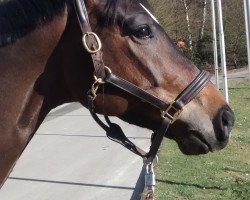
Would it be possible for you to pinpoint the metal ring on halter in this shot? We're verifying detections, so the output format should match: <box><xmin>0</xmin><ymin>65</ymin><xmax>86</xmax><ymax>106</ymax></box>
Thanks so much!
<box><xmin>144</xmin><ymin>155</ymin><xmax>159</xmax><ymax>166</ymax></box>
<box><xmin>89</xmin><ymin>75</ymin><xmax>105</xmax><ymax>99</ymax></box>
<box><xmin>105</xmin><ymin>66</ymin><xmax>112</xmax><ymax>74</ymax></box>
<box><xmin>82</xmin><ymin>32</ymin><xmax>102</xmax><ymax>54</ymax></box>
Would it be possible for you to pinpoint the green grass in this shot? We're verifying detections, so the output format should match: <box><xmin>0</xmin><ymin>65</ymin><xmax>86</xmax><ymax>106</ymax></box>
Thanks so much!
<box><xmin>156</xmin><ymin>79</ymin><xmax>250</xmax><ymax>200</ymax></box>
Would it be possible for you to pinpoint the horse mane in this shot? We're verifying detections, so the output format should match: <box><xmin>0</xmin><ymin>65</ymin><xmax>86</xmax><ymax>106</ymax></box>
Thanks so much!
<box><xmin>0</xmin><ymin>0</ymin><xmax>150</xmax><ymax>47</ymax></box>
<box><xmin>0</xmin><ymin>0</ymin><xmax>68</xmax><ymax>47</ymax></box>
<box><xmin>103</xmin><ymin>0</ymin><xmax>150</xmax><ymax>26</ymax></box>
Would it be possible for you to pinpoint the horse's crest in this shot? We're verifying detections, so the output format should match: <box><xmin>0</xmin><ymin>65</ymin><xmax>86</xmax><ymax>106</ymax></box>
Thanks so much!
<box><xmin>0</xmin><ymin>0</ymin><xmax>67</xmax><ymax>47</ymax></box>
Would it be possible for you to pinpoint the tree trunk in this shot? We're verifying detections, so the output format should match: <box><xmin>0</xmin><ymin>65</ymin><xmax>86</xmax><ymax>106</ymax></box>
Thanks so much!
<box><xmin>200</xmin><ymin>0</ymin><xmax>207</xmax><ymax>39</ymax></box>
<box><xmin>183</xmin><ymin>0</ymin><xmax>193</xmax><ymax>50</ymax></box>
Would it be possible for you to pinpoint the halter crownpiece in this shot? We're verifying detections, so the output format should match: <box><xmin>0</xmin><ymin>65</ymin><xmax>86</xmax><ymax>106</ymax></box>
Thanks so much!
<box><xmin>74</xmin><ymin>0</ymin><xmax>210</xmax><ymax>198</ymax></box>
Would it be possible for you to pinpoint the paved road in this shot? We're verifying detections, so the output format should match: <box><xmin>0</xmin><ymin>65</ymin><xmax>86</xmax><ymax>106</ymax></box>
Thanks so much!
<box><xmin>0</xmin><ymin>103</ymin><xmax>151</xmax><ymax>200</ymax></box>
<box><xmin>227</xmin><ymin>68</ymin><xmax>249</xmax><ymax>79</ymax></box>
<box><xmin>211</xmin><ymin>68</ymin><xmax>249</xmax><ymax>82</ymax></box>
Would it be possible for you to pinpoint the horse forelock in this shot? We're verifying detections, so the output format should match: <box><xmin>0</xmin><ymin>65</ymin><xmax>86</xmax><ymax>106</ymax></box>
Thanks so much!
<box><xmin>0</xmin><ymin>0</ymin><xmax>68</xmax><ymax>47</ymax></box>
<box><xmin>102</xmin><ymin>0</ymin><xmax>150</xmax><ymax>26</ymax></box>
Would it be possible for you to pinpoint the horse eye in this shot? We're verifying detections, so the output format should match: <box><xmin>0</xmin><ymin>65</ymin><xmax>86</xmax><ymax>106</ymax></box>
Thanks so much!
<box><xmin>133</xmin><ymin>26</ymin><xmax>152</xmax><ymax>39</ymax></box>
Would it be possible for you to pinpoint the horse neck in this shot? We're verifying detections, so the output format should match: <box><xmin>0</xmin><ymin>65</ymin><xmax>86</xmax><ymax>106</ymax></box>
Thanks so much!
<box><xmin>0</xmin><ymin>11</ymin><xmax>68</xmax><ymax>186</ymax></box>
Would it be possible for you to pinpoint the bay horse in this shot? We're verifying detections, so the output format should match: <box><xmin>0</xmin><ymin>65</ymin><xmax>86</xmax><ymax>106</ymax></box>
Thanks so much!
<box><xmin>0</xmin><ymin>0</ymin><xmax>234</xmax><ymax>190</ymax></box>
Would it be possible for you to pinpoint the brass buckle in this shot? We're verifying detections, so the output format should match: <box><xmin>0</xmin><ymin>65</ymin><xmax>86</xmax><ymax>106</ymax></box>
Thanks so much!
<box><xmin>161</xmin><ymin>102</ymin><xmax>183</xmax><ymax>123</ymax></box>
<box><xmin>82</xmin><ymin>32</ymin><xmax>102</xmax><ymax>54</ymax></box>
<box><xmin>88</xmin><ymin>66</ymin><xmax>111</xmax><ymax>100</ymax></box>
<box><xmin>89</xmin><ymin>76</ymin><xmax>105</xmax><ymax>99</ymax></box>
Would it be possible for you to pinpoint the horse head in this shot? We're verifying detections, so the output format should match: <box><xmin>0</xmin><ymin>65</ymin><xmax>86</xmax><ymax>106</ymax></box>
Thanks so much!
<box><xmin>72</xmin><ymin>0</ymin><xmax>235</xmax><ymax>155</ymax></box>
<box><xmin>0</xmin><ymin>0</ymin><xmax>235</xmax><ymax>188</ymax></box>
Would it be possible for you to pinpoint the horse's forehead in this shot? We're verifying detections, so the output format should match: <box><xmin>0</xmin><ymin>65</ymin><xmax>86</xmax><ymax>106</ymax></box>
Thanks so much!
<box><xmin>139</xmin><ymin>3</ymin><xmax>159</xmax><ymax>24</ymax></box>
<box><xmin>94</xmin><ymin>0</ymin><xmax>158</xmax><ymax>22</ymax></box>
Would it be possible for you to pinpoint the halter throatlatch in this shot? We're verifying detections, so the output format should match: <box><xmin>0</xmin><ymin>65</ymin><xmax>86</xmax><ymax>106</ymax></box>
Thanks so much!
<box><xmin>74</xmin><ymin>0</ymin><xmax>211</xmax><ymax>199</ymax></box>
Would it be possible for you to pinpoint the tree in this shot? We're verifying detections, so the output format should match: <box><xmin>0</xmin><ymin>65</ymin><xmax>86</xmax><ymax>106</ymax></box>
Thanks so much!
<box><xmin>149</xmin><ymin>0</ymin><xmax>247</xmax><ymax>69</ymax></box>
<box><xmin>182</xmin><ymin>0</ymin><xmax>193</xmax><ymax>50</ymax></box>
<box><xmin>200</xmin><ymin>0</ymin><xmax>207</xmax><ymax>40</ymax></box>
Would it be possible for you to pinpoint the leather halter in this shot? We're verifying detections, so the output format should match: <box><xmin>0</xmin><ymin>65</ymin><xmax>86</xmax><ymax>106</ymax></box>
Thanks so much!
<box><xmin>74</xmin><ymin>0</ymin><xmax>211</xmax><ymax>161</ymax></box>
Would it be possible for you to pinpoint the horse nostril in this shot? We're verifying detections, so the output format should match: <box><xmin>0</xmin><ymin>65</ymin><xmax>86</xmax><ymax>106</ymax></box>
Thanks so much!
<box><xmin>218</xmin><ymin>106</ymin><xmax>235</xmax><ymax>142</ymax></box>
<box><xmin>222</xmin><ymin>108</ymin><xmax>235</xmax><ymax>129</ymax></box>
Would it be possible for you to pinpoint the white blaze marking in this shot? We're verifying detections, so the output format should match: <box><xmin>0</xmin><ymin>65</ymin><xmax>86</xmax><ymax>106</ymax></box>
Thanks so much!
<box><xmin>139</xmin><ymin>3</ymin><xmax>159</xmax><ymax>24</ymax></box>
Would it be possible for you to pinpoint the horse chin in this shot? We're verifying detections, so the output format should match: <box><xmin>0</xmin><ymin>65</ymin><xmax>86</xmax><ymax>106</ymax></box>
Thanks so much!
<box><xmin>174</xmin><ymin>131</ymin><xmax>211</xmax><ymax>155</ymax></box>
<box><xmin>166</xmin><ymin>127</ymin><xmax>229</xmax><ymax>155</ymax></box>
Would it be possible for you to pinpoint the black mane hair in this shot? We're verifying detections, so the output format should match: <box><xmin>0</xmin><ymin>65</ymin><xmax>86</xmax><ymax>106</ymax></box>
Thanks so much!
<box><xmin>103</xmin><ymin>0</ymin><xmax>150</xmax><ymax>26</ymax></box>
<box><xmin>103</xmin><ymin>0</ymin><xmax>120</xmax><ymax>26</ymax></box>
<box><xmin>0</xmin><ymin>0</ymin><xmax>68</xmax><ymax>47</ymax></box>
<box><xmin>0</xmin><ymin>0</ymin><xmax>151</xmax><ymax>47</ymax></box>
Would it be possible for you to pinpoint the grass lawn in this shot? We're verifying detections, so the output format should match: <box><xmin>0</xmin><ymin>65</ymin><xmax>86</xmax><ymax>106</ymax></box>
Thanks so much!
<box><xmin>156</xmin><ymin>79</ymin><xmax>250</xmax><ymax>200</ymax></box>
